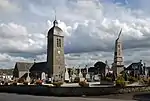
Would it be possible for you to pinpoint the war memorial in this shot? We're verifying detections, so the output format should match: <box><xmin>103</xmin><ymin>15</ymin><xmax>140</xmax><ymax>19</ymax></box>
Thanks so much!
<box><xmin>0</xmin><ymin>19</ymin><xmax>150</xmax><ymax>99</ymax></box>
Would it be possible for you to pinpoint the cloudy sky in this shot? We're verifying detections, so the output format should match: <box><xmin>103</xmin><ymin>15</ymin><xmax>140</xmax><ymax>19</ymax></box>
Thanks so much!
<box><xmin>0</xmin><ymin>0</ymin><xmax>150</xmax><ymax>68</ymax></box>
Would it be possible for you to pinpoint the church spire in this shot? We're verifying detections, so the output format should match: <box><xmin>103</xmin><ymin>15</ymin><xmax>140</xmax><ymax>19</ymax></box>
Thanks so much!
<box><xmin>117</xmin><ymin>28</ymin><xmax>122</xmax><ymax>40</ymax></box>
<box><xmin>53</xmin><ymin>9</ymin><xmax>58</xmax><ymax>26</ymax></box>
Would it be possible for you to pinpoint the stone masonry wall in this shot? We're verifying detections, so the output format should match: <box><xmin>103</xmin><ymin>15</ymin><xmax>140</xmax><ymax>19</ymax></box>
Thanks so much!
<box><xmin>0</xmin><ymin>85</ymin><xmax>150</xmax><ymax>96</ymax></box>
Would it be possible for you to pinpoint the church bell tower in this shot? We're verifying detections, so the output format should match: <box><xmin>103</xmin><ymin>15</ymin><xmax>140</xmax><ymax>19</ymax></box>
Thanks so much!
<box><xmin>47</xmin><ymin>19</ymin><xmax>65</xmax><ymax>82</ymax></box>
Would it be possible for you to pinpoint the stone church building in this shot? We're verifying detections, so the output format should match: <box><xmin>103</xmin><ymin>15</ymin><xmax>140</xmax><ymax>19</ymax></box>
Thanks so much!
<box><xmin>13</xmin><ymin>19</ymin><xmax>65</xmax><ymax>82</ymax></box>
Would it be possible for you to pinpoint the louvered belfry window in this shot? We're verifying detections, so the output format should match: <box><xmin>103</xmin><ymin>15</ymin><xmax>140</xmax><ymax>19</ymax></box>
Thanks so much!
<box><xmin>57</xmin><ymin>38</ymin><xmax>61</xmax><ymax>47</ymax></box>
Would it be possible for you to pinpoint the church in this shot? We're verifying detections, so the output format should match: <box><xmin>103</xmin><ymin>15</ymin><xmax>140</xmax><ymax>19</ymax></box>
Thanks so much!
<box><xmin>13</xmin><ymin>19</ymin><xmax>65</xmax><ymax>82</ymax></box>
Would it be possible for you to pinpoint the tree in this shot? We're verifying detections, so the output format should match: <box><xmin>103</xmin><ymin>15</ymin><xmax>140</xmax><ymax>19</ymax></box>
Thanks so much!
<box><xmin>94</xmin><ymin>61</ymin><xmax>106</xmax><ymax>68</ymax></box>
<box><xmin>94</xmin><ymin>61</ymin><xmax>106</xmax><ymax>77</ymax></box>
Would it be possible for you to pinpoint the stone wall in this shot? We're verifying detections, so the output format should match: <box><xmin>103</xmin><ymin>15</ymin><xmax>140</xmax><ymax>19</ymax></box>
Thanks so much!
<box><xmin>49</xmin><ymin>87</ymin><xmax>119</xmax><ymax>96</ymax></box>
<box><xmin>0</xmin><ymin>85</ymin><xmax>50</xmax><ymax>96</ymax></box>
<box><xmin>117</xmin><ymin>86</ymin><xmax>150</xmax><ymax>94</ymax></box>
<box><xmin>0</xmin><ymin>85</ymin><xmax>150</xmax><ymax>96</ymax></box>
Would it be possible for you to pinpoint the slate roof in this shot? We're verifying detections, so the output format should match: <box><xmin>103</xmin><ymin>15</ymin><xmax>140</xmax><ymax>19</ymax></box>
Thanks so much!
<box><xmin>14</xmin><ymin>62</ymin><xmax>34</xmax><ymax>71</ymax></box>
<box><xmin>125</xmin><ymin>62</ymin><xmax>142</xmax><ymax>70</ymax></box>
<box><xmin>30</xmin><ymin>62</ymin><xmax>48</xmax><ymax>73</ymax></box>
<box><xmin>48</xmin><ymin>25</ymin><xmax>63</xmax><ymax>37</ymax></box>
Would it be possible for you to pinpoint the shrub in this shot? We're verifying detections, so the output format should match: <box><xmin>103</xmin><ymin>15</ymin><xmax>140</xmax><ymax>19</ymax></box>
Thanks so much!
<box><xmin>1</xmin><ymin>81</ymin><xmax>4</xmax><ymax>85</ymax></box>
<box><xmin>30</xmin><ymin>80</ymin><xmax>35</xmax><ymax>84</ymax></box>
<box><xmin>74</xmin><ymin>77</ymin><xmax>80</xmax><ymax>83</ymax></box>
<box><xmin>23</xmin><ymin>81</ymin><xmax>29</xmax><ymax>85</ymax></box>
<box><xmin>147</xmin><ymin>79</ymin><xmax>150</xmax><ymax>86</ymax></box>
<box><xmin>64</xmin><ymin>80</ymin><xmax>69</xmax><ymax>83</ymax></box>
<box><xmin>105</xmin><ymin>77</ymin><xmax>113</xmax><ymax>82</ymax></box>
<box><xmin>140</xmin><ymin>78</ymin><xmax>150</xmax><ymax>85</ymax></box>
<box><xmin>12</xmin><ymin>81</ymin><xmax>17</xmax><ymax>86</ymax></box>
<box><xmin>115</xmin><ymin>76</ymin><xmax>126</xmax><ymax>87</ymax></box>
<box><xmin>52</xmin><ymin>82</ymin><xmax>63</xmax><ymax>87</ymax></box>
<box><xmin>45</xmin><ymin>80</ymin><xmax>51</xmax><ymax>84</ymax></box>
<box><xmin>4</xmin><ymin>82</ymin><xmax>8</xmax><ymax>85</ymax></box>
<box><xmin>35</xmin><ymin>80</ymin><xmax>42</xmax><ymax>85</ymax></box>
<box><xmin>128</xmin><ymin>76</ymin><xmax>138</xmax><ymax>83</ymax></box>
<box><xmin>18</xmin><ymin>78</ymin><xmax>25</xmax><ymax>83</ymax></box>
<box><xmin>79</xmin><ymin>81</ymin><xmax>89</xmax><ymax>87</ymax></box>
<box><xmin>142</xmin><ymin>78</ymin><xmax>148</xmax><ymax>84</ymax></box>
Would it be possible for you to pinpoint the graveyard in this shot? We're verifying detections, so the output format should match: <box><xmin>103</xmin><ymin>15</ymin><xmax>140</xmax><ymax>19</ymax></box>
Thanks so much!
<box><xmin>0</xmin><ymin>19</ymin><xmax>150</xmax><ymax>96</ymax></box>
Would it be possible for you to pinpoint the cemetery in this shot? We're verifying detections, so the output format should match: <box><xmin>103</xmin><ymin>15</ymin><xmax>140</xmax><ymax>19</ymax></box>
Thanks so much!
<box><xmin>1</xmin><ymin>19</ymin><xmax>150</xmax><ymax>96</ymax></box>
<box><xmin>1</xmin><ymin>62</ymin><xmax>150</xmax><ymax>96</ymax></box>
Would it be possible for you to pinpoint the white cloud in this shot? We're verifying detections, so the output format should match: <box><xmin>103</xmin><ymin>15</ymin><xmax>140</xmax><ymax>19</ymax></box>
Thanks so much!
<box><xmin>0</xmin><ymin>22</ymin><xmax>46</xmax><ymax>54</ymax></box>
<box><xmin>1</xmin><ymin>0</ymin><xmax>150</xmax><ymax>68</ymax></box>
<box><xmin>0</xmin><ymin>0</ymin><xmax>20</xmax><ymax>12</ymax></box>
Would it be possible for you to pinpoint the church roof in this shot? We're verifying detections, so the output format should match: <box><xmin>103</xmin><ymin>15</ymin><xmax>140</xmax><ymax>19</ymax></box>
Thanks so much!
<box><xmin>30</xmin><ymin>62</ymin><xmax>48</xmax><ymax>73</ymax></box>
<box><xmin>48</xmin><ymin>26</ymin><xmax>63</xmax><ymax>34</ymax></box>
<box><xmin>14</xmin><ymin>62</ymin><xmax>48</xmax><ymax>73</ymax></box>
<box><xmin>47</xmin><ymin>19</ymin><xmax>63</xmax><ymax>36</ymax></box>
<box><xmin>14</xmin><ymin>62</ymin><xmax>34</xmax><ymax>71</ymax></box>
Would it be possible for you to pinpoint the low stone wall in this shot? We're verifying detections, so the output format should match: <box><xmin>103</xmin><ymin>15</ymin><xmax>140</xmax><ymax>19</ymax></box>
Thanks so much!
<box><xmin>0</xmin><ymin>85</ymin><xmax>150</xmax><ymax>96</ymax></box>
<box><xmin>0</xmin><ymin>85</ymin><xmax>50</xmax><ymax>96</ymax></box>
<box><xmin>49</xmin><ymin>87</ymin><xmax>119</xmax><ymax>96</ymax></box>
<box><xmin>118</xmin><ymin>86</ymin><xmax>150</xmax><ymax>94</ymax></box>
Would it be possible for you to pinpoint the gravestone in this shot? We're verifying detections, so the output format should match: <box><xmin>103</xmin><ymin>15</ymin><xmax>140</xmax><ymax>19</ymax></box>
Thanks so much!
<box><xmin>41</xmin><ymin>72</ymin><xmax>46</xmax><ymax>80</ymax></box>
<box><xmin>85</xmin><ymin>68</ymin><xmax>91</xmax><ymax>81</ymax></box>
<box><xmin>79</xmin><ymin>68</ymin><xmax>83</xmax><ymax>78</ymax></box>
<box><xmin>65</xmin><ymin>68</ymin><xmax>70</xmax><ymax>82</ymax></box>
<box><xmin>94</xmin><ymin>75</ymin><xmax>100</xmax><ymax>81</ymax></box>
<box><xmin>79</xmin><ymin>68</ymin><xmax>85</xmax><ymax>81</ymax></box>
<box><xmin>71</xmin><ymin>73</ymin><xmax>76</xmax><ymax>82</ymax></box>
<box><xmin>26</xmin><ymin>71</ymin><xmax>30</xmax><ymax>82</ymax></box>
<box><xmin>71</xmin><ymin>68</ymin><xmax>77</xmax><ymax>82</ymax></box>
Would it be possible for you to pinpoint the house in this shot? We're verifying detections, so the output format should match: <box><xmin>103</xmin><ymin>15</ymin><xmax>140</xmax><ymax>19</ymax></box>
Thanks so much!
<box><xmin>125</xmin><ymin>60</ymin><xmax>145</xmax><ymax>76</ymax></box>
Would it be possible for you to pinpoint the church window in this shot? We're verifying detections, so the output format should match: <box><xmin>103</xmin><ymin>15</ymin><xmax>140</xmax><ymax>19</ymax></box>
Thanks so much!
<box><xmin>57</xmin><ymin>38</ymin><xmax>59</xmax><ymax>47</ymax></box>
<box><xmin>58</xmin><ymin>39</ymin><xmax>61</xmax><ymax>47</ymax></box>
<box><xmin>118</xmin><ymin>44</ymin><xmax>120</xmax><ymax>48</ymax></box>
<box><xmin>56</xmin><ymin>38</ymin><xmax>61</xmax><ymax>47</ymax></box>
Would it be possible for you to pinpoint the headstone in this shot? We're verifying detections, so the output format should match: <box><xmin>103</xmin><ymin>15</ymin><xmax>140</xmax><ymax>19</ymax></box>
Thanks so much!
<box><xmin>41</xmin><ymin>72</ymin><xmax>46</xmax><ymax>80</ymax></box>
<box><xmin>65</xmin><ymin>68</ymin><xmax>70</xmax><ymax>82</ymax></box>
<box><xmin>79</xmin><ymin>68</ymin><xmax>85</xmax><ymax>81</ymax></box>
<box><xmin>41</xmin><ymin>72</ymin><xmax>46</xmax><ymax>84</ymax></box>
<box><xmin>79</xmin><ymin>68</ymin><xmax>83</xmax><ymax>78</ymax></box>
<box><xmin>105</xmin><ymin>60</ymin><xmax>109</xmax><ymax>76</ymax></box>
<box><xmin>85</xmin><ymin>68</ymin><xmax>90</xmax><ymax>81</ymax></box>
<box><xmin>94</xmin><ymin>75</ymin><xmax>99</xmax><ymax>81</ymax></box>
<box><xmin>26</xmin><ymin>71</ymin><xmax>30</xmax><ymax>82</ymax></box>
<box><xmin>71</xmin><ymin>73</ymin><xmax>76</xmax><ymax>82</ymax></box>
<box><xmin>145</xmin><ymin>69</ymin><xmax>148</xmax><ymax>77</ymax></box>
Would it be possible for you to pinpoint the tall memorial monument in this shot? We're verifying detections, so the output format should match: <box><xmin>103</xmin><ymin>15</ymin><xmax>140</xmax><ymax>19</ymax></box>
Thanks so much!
<box><xmin>112</xmin><ymin>29</ymin><xmax>124</xmax><ymax>77</ymax></box>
